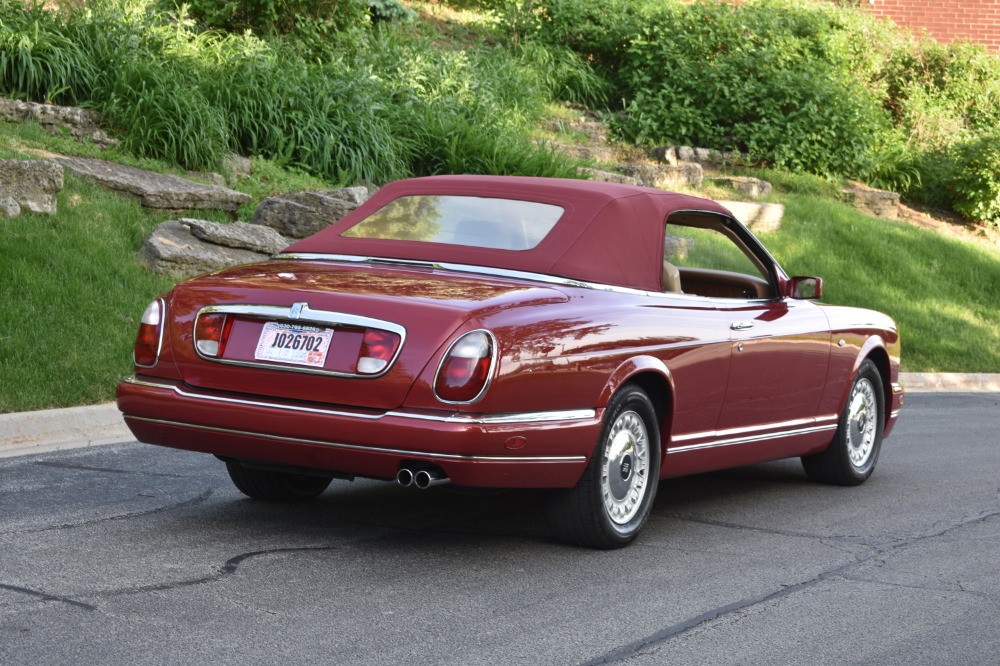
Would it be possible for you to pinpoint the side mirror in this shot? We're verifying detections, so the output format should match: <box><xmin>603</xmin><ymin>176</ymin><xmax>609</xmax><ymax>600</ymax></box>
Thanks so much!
<box><xmin>789</xmin><ymin>276</ymin><xmax>823</xmax><ymax>300</ymax></box>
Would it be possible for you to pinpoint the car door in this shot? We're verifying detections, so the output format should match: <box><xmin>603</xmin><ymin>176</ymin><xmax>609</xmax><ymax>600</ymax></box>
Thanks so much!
<box><xmin>664</xmin><ymin>212</ymin><xmax>832</xmax><ymax>464</ymax></box>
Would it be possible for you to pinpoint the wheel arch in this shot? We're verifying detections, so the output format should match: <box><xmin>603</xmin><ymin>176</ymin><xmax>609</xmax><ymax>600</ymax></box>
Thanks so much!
<box><xmin>598</xmin><ymin>356</ymin><xmax>674</xmax><ymax>463</ymax></box>
<box><xmin>856</xmin><ymin>337</ymin><xmax>892</xmax><ymax>427</ymax></box>
<box><xmin>854</xmin><ymin>345</ymin><xmax>892</xmax><ymax>423</ymax></box>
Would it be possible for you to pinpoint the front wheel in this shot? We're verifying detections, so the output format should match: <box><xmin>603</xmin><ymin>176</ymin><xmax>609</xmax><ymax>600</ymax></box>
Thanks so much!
<box><xmin>802</xmin><ymin>359</ymin><xmax>885</xmax><ymax>485</ymax></box>
<box><xmin>225</xmin><ymin>461</ymin><xmax>332</xmax><ymax>502</ymax></box>
<box><xmin>545</xmin><ymin>384</ymin><xmax>661</xmax><ymax>549</ymax></box>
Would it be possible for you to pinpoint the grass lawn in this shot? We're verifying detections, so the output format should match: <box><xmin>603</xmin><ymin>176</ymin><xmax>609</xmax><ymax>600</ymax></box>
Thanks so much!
<box><xmin>762</xmin><ymin>195</ymin><xmax>1000</xmax><ymax>373</ymax></box>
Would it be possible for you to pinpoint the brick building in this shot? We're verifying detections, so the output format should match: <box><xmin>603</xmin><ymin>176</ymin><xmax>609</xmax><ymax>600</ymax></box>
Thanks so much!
<box><xmin>856</xmin><ymin>1</ymin><xmax>1000</xmax><ymax>51</ymax></box>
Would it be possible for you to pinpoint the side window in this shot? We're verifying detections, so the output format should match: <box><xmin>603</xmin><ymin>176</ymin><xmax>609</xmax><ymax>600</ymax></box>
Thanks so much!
<box><xmin>664</xmin><ymin>213</ymin><xmax>774</xmax><ymax>299</ymax></box>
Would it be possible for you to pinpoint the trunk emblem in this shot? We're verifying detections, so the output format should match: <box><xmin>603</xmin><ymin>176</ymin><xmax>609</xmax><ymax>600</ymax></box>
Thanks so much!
<box><xmin>289</xmin><ymin>302</ymin><xmax>308</xmax><ymax>320</ymax></box>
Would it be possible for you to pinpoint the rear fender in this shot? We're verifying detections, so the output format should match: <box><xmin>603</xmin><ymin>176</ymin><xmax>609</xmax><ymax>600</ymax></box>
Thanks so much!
<box><xmin>598</xmin><ymin>356</ymin><xmax>675</xmax><ymax>458</ymax></box>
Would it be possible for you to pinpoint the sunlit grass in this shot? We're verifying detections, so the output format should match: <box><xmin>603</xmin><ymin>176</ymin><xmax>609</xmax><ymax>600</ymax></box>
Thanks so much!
<box><xmin>762</xmin><ymin>194</ymin><xmax>1000</xmax><ymax>372</ymax></box>
<box><xmin>0</xmin><ymin>174</ymin><xmax>177</xmax><ymax>412</ymax></box>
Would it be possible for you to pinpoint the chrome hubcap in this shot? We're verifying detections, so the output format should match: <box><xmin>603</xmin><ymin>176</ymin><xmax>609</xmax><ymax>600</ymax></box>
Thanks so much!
<box><xmin>600</xmin><ymin>410</ymin><xmax>649</xmax><ymax>525</ymax></box>
<box><xmin>847</xmin><ymin>378</ymin><xmax>877</xmax><ymax>468</ymax></box>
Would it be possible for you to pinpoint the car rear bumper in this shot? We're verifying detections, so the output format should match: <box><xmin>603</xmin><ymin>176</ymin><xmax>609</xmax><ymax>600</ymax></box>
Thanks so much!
<box><xmin>117</xmin><ymin>377</ymin><xmax>599</xmax><ymax>488</ymax></box>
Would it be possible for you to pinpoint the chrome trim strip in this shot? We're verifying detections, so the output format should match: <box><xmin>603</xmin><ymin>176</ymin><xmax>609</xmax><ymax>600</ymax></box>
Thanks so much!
<box><xmin>890</xmin><ymin>409</ymin><xmax>902</xmax><ymax>419</ymax></box>
<box><xmin>124</xmin><ymin>415</ymin><xmax>587</xmax><ymax>464</ymax></box>
<box><xmin>891</xmin><ymin>382</ymin><xmax>904</xmax><ymax>394</ymax></box>
<box><xmin>669</xmin><ymin>423</ymin><xmax>839</xmax><ymax>454</ymax></box>
<box><xmin>275</xmin><ymin>254</ymin><xmax>772</xmax><ymax>303</ymax></box>
<box><xmin>671</xmin><ymin>415</ymin><xmax>839</xmax><ymax>443</ymax></box>
<box><xmin>122</xmin><ymin>378</ymin><xmax>597</xmax><ymax>425</ymax></box>
<box><xmin>193</xmin><ymin>303</ymin><xmax>406</xmax><ymax>379</ymax></box>
<box><xmin>277</xmin><ymin>252</ymin><xmax>655</xmax><ymax>297</ymax></box>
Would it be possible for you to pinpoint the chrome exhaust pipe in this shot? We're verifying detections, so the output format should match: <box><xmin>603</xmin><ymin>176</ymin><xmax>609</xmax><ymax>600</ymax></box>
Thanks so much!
<box><xmin>396</xmin><ymin>468</ymin><xmax>414</xmax><ymax>487</ymax></box>
<box><xmin>413</xmin><ymin>468</ymin><xmax>450</xmax><ymax>489</ymax></box>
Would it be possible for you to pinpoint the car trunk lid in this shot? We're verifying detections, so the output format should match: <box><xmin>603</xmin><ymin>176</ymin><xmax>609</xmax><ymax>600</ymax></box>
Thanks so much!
<box><xmin>165</xmin><ymin>259</ymin><xmax>567</xmax><ymax>410</ymax></box>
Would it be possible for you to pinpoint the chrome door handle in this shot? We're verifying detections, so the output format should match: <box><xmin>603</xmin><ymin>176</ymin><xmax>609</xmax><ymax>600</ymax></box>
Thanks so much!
<box><xmin>730</xmin><ymin>321</ymin><xmax>755</xmax><ymax>331</ymax></box>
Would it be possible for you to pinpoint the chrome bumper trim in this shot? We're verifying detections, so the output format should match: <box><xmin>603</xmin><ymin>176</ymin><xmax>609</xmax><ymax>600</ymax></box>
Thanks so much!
<box><xmin>122</xmin><ymin>377</ymin><xmax>597</xmax><ymax>425</ymax></box>
<box><xmin>125</xmin><ymin>415</ymin><xmax>587</xmax><ymax>464</ymax></box>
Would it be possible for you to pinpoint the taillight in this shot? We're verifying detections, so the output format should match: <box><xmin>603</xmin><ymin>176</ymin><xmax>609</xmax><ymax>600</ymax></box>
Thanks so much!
<box><xmin>134</xmin><ymin>299</ymin><xmax>164</xmax><ymax>368</ymax></box>
<box><xmin>357</xmin><ymin>329</ymin><xmax>401</xmax><ymax>375</ymax></box>
<box><xmin>194</xmin><ymin>312</ymin><xmax>232</xmax><ymax>358</ymax></box>
<box><xmin>434</xmin><ymin>330</ymin><xmax>495</xmax><ymax>403</ymax></box>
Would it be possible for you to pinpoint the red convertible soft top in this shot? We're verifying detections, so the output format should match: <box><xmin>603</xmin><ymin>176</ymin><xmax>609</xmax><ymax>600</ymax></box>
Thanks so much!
<box><xmin>286</xmin><ymin>175</ymin><xmax>734</xmax><ymax>292</ymax></box>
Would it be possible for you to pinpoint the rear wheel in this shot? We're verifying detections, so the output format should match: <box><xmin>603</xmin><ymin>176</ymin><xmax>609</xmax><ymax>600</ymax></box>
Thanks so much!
<box><xmin>225</xmin><ymin>461</ymin><xmax>332</xmax><ymax>502</ymax></box>
<box><xmin>545</xmin><ymin>384</ymin><xmax>661</xmax><ymax>549</ymax></box>
<box><xmin>802</xmin><ymin>359</ymin><xmax>885</xmax><ymax>485</ymax></box>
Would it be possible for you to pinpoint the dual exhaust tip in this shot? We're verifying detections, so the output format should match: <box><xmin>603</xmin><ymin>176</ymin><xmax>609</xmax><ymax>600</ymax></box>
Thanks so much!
<box><xmin>396</xmin><ymin>466</ymin><xmax>450</xmax><ymax>490</ymax></box>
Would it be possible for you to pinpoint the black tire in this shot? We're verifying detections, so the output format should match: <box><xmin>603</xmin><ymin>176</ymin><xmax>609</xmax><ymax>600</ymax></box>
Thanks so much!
<box><xmin>545</xmin><ymin>384</ymin><xmax>661</xmax><ymax>549</ymax></box>
<box><xmin>802</xmin><ymin>359</ymin><xmax>885</xmax><ymax>486</ymax></box>
<box><xmin>225</xmin><ymin>461</ymin><xmax>332</xmax><ymax>502</ymax></box>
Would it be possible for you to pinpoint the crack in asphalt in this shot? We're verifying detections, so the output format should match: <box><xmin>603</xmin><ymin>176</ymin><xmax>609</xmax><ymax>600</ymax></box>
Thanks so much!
<box><xmin>580</xmin><ymin>507</ymin><xmax>1000</xmax><ymax>665</ymax></box>
<box><xmin>0</xmin><ymin>488</ymin><xmax>215</xmax><ymax>537</ymax></box>
<box><xmin>0</xmin><ymin>543</ymin><xmax>354</xmax><ymax>613</ymax></box>
<box><xmin>32</xmin><ymin>460</ymin><xmax>189</xmax><ymax>479</ymax></box>
<box><xmin>0</xmin><ymin>583</ymin><xmax>96</xmax><ymax>612</ymax></box>
<box><xmin>837</xmin><ymin>573</ymin><xmax>998</xmax><ymax>600</ymax></box>
<box><xmin>667</xmin><ymin>514</ymin><xmax>879</xmax><ymax>545</ymax></box>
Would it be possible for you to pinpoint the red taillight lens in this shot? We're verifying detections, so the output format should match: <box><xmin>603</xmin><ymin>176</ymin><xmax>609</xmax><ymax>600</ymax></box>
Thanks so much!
<box><xmin>434</xmin><ymin>331</ymin><xmax>495</xmax><ymax>403</ymax></box>
<box><xmin>194</xmin><ymin>313</ymin><xmax>231</xmax><ymax>358</ymax></box>
<box><xmin>357</xmin><ymin>329</ymin><xmax>401</xmax><ymax>375</ymax></box>
<box><xmin>134</xmin><ymin>299</ymin><xmax>163</xmax><ymax>367</ymax></box>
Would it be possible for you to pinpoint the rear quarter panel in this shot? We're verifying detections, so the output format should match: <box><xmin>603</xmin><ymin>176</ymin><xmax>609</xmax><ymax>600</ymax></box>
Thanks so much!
<box><xmin>402</xmin><ymin>289</ymin><xmax>733</xmax><ymax>443</ymax></box>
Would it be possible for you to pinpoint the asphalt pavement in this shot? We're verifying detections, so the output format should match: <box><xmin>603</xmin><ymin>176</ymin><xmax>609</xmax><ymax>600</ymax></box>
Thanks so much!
<box><xmin>0</xmin><ymin>392</ymin><xmax>997</xmax><ymax>664</ymax></box>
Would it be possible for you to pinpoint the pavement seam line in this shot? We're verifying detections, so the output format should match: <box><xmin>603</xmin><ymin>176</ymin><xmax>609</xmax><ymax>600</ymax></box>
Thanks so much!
<box><xmin>581</xmin><ymin>504</ymin><xmax>1000</xmax><ymax>665</ymax></box>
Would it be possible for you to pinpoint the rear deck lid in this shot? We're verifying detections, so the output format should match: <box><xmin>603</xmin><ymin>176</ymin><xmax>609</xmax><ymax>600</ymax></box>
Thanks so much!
<box><xmin>165</xmin><ymin>259</ymin><xmax>567</xmax><ymax>410</ymax></box>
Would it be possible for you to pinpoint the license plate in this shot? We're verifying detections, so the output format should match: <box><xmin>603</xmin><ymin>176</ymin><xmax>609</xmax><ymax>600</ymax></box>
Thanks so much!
<box><xmin>254</xmin><ymin>322</ymin><xmax>333</xmax><ymax>368</ymax></box>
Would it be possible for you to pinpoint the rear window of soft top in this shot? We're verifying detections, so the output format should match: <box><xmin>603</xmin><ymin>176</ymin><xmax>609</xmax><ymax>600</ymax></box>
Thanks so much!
<box><xmin>342</xmin><ymin>195</ymin><xmax>564</xmax><ymax>251</ymax></box>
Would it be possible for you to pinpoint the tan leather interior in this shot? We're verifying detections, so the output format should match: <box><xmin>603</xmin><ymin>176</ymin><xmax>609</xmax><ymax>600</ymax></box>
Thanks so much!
<box><xmin>662</xmin><ymin>260</ymin><xmax>683</xmax><ymax>293</ymax></box>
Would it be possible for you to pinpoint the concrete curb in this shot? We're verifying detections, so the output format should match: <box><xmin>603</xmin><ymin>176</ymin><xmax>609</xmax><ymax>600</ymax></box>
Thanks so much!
<box><xmin>899</xmin><ymin>372</ymin><xmax>1000</xmax><ymax>393</ymax></box>
<box><xmin>0</xmin><ymin>403</ymin><xmax>133</xmax><ymax>459</ymax></box>
<box><xmin>2</xmin><ymin>373</ymin><xmax>998</xmax><ymax>458</ymax></box>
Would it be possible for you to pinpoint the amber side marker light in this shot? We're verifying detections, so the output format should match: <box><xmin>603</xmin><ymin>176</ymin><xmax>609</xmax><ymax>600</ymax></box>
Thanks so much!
<box><xmin>134</xmin><ymin>299</ymin><xmax>164</xmax><ymax>367</ymax></box>
<box><xmin>434</xmin><ymin>330</ymin><xmax>495</xmax><ymax>403</ymax></box>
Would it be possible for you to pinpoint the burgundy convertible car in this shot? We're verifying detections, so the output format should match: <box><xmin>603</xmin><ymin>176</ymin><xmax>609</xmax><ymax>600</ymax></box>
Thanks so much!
<box><xmin>118</xmin><ymin>175</ymin><xmax>903</xmax><ymax>548</ymax></box>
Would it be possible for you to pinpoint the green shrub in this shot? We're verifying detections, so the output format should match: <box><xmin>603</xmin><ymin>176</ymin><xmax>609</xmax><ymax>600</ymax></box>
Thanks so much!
<box><xmin>0</xmin><ymin>1</ymin><xmax>97</xmax><ymax>104</ymax></box>
<box><xmin>613</xmin><ymin>2</ymin><xmax>890</xmax><ymax>176</ymax></box>
<box><xmin>530</xmin><ymin>0</ymin><xmax>658</xmax><ymax>73</ymax></box>
<box><xmin>511</xmin><ymin>41</ymin><xmax>609</xmax><ymax>106</ymax></box>
<box><xmin>355</xmin><ymin>29</ymin><xmax>578</xmax><ymax>178</ymax></box>
<box><xmin>177</xmin><ymin>0</ymin><xmax>371</xmax><ymax>36</ymax></box>
<box><xmin>369</xmin><ymin>0</ymin><xmax>417</xmax><ymax>23</ymax></box>
<box><xmin>199</xmin><ymin>50</ymin><xmax>411</xmax><ymax>184</ymax></box>
<box><xmin>948</xmin><ymin>131</ymin><xmax>1000</xmax><ymax>226</ymax></box>
<box><xmin>96</xmin><ymin>59</ymin><xmax>228</xmax><ymax>170</ymax></box>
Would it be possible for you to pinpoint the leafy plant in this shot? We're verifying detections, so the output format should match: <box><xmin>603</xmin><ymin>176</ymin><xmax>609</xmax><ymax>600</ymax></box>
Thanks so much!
<box><xmin>948</xmin><ymin>131</ymin><xmax>1000</xmax><ymax>227</ymax></box>
<box><xmin>613</xmin><ymin>2</ymin><xmax>891</xmax><ymax>177</ymax></box>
